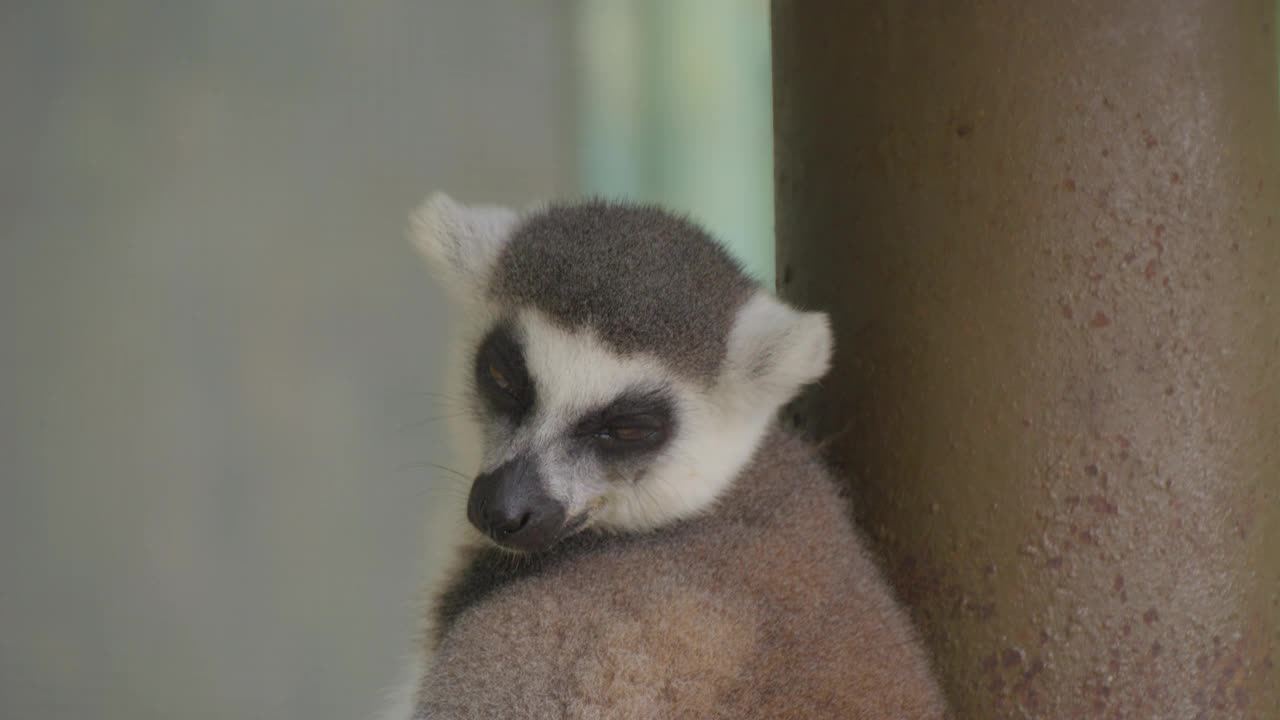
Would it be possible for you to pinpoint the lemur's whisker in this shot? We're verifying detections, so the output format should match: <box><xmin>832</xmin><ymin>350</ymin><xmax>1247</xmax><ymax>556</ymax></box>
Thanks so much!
<box><xmin>396</xmin><ymin>412</ymin><xmax>471</xmax><ymax>432</ymax></box>
<box><xmin>397</xmin><ymin>461</ymin><xmax>471</xmax><ymax>481</ymax></box>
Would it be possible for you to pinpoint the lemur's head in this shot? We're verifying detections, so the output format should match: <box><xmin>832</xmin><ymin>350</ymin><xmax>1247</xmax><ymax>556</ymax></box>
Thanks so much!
<box><xmin>414</xmin><ymin>194</ymin><xmax>831</xmax><ymax>553</ymax></box>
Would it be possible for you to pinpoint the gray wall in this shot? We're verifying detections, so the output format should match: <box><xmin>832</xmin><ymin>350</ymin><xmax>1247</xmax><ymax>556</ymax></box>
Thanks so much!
<box><xmin>0</xmin><ymin>2</ymin><xmax>572</xmax><ymax>718</ymax></box>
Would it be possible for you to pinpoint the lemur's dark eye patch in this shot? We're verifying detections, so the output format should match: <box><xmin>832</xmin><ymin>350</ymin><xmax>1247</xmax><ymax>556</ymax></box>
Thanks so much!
<box><xmin>573</xmin><ymin>388</ymin><xmax>675</xmax><ymax>459</ymax></box>
<box><xmin>474</xmin><ymin>323</ymin><xmax>533</xmax><ymax>418</ymax></box>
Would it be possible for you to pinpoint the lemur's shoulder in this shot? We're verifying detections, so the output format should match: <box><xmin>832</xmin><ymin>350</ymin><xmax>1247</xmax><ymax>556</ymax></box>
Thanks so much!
<box><xmin>426</xmin><ymin>542</ymin><xmax>762</xmax><ymax>720</ymax></box>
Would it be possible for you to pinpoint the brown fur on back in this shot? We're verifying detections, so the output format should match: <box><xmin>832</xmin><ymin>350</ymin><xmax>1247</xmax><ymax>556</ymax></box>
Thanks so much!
<box><xmin>418</xmin><ymin>429</ymin><xmax>947</xmax><ymax>719</ymax></box>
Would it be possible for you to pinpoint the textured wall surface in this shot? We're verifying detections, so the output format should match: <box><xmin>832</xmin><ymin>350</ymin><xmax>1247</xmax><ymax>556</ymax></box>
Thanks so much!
<box><xmin>773</xmin><ymin>2</ymin><xmax>1280</xmax><ymax>718</ymax></box>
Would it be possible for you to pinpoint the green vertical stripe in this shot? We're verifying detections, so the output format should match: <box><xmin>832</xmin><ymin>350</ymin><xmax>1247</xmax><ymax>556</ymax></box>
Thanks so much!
<box><xmin>574</xmin><ymin>0</ymin><xmax>775</xmax><ymax>285</ymax></box>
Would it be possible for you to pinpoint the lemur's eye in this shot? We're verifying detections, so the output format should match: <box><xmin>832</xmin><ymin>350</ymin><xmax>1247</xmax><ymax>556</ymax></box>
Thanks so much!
<box><xmin>588</xmin><ymin>415</ymin><xmax>667</xmax><ymax>454</ymax></box>
<box><xmin>487</xmin><ymin>362</ymin><xmax>513</xmax><ymax>394</ymax></box>
<box><xmin>475</xmin><ymin>324</ymin><xmax>533</xmax><ymax>416</ymax></box>
<box><xmin>574</xmin><ymin>390</ymin><xmax>675</xmax><ymax>458</ymax></box>
<box><xmin>596</xmin><ymin>425</ymin><xmax>657</xmax><ymax>443</ymax></box>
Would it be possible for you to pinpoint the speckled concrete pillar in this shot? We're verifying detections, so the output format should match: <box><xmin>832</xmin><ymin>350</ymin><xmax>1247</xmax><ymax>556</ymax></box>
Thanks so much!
<box><xmin>772</xmin><ymin>2</ymin><xmax>1280</xmax><ymax>717</ymax></box>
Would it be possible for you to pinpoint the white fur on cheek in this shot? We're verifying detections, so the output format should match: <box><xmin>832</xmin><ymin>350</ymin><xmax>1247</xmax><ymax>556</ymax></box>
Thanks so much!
<box><xmin>606</xmin><ymin>391</ymin><xmax>776</xmax><ymax>532</ymax></box>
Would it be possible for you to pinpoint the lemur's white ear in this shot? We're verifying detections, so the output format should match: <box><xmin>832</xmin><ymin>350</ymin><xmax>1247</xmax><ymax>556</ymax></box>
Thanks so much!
<box><xmin>410</xmin><ymin>193</ymin><xmax>519</xmax><ymax>293</ymax></box>
<box><xmin>723</xmin><ymin>292</ymin><xmax>833</xmax><ymax>408</ymax></box>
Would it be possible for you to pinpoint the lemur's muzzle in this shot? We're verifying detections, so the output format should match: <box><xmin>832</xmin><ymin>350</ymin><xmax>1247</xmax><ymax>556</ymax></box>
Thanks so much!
<box><xmin>467</xmin><ymin>455</ymin><xmax>566</xmax><ymax>553</ymax></box>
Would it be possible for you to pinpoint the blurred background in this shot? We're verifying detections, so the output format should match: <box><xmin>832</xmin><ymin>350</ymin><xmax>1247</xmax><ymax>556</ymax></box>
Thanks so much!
<box><xmin>0</xmin><ymin>2</ymin><xmax>771</xmax><ymax>719</ymax></box>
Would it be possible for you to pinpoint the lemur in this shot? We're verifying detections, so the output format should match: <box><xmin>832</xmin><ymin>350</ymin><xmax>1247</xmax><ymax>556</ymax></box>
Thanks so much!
<box><xmin>384</xmin><ymin>194</ymin><xmax>946</xmax><ymax>719</ymax></box>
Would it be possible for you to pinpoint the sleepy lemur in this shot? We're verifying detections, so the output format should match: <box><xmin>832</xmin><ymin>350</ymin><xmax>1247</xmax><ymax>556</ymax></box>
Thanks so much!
<box><xmin>384</xmin><ymin>194</ymin><xmax>946</xmax><ymax>719</ymax></box>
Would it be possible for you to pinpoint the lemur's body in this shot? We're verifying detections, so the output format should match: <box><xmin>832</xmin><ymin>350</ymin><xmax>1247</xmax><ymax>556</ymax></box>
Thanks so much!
<box><xmin>391</xmin><ymin>196</ymin><xmax>946</xmax><ymax>719</ymax></box>
<box><xmin>425</xmin><ymin>429</ymin><xmax>940</xmax><ymax>719</ymax></box>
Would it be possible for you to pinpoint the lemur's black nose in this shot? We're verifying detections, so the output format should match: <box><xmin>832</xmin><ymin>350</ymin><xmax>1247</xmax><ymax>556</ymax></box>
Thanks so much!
<box><xmin>489</xmin><ymin>507</ymin><xmax>531</xmax><ymax>536</ymax></box>
<box><xmin>467</xmin><ymin>455</ymin><xmax>566</xmax><ymax>553</ymax></box>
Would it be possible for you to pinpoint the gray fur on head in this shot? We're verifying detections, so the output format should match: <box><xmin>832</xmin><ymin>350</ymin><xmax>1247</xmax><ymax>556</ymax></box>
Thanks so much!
<box><xmin>490</xmin><ymin>200</ymin><xmax>757</xmax><ymax>382</ymax></box>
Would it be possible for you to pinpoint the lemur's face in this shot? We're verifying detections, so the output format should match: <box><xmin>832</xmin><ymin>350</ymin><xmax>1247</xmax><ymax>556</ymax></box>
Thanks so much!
<box><xmin>462</xmin><ymin>311</ymin><xmax>694</xmax><ymax>552</ymax></box>
<box><xmin>414</xmin><ymin>195</ymin><xmax>831</xmax><ymax>553</ymax></box>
